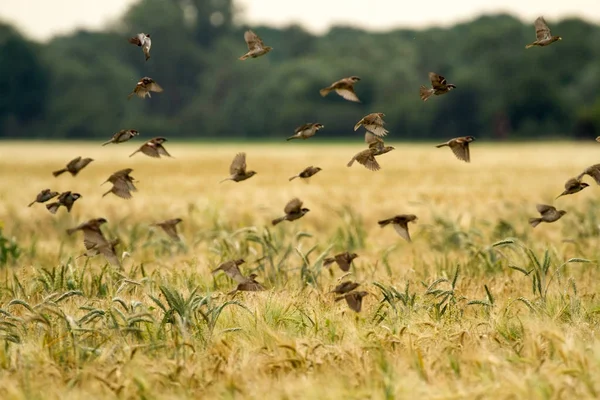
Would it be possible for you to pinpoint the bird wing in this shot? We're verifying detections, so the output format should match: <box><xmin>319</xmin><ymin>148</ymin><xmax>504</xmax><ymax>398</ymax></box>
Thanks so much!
<box><xmin>237</xmin><ymin>279</ymin><xmax>265</xmax><ymax>292</ymax></box>
<box><xmin>334</xmin><ymin>87</ymin><xmax>360</xmax><ymax>102</ymax></box>
<box><xmin>294</xmin><ymin>123</ymin><xmax>312</xmax><ymax>134</ymax></box>
<box><xmin>362</xmin><ymin>120</ymin><xmax>388</xmax><ymax>138</ymax></box>
<box><xmin>216</xmin><ymin>262</ymin><xmax>247</xmax><ymax>283</ymax></box>
<box><xmin>146</xmin><ymin>81</ymin><xmax>163</xmax><ymax>93</ymax></box>
<box><xmin>98</xmin><ymin>242</ymin><xmax>120</xmax><ymax>266</ymax></box>
<box><xmin>393</xmin><ymin>222</ymin><xmax>411</xmax><ymax>242</ymax></box>
<box><xmin>66</xmin><ymin>157</ymin><xmax>82</xmax><ymax>170</ymax></box>
<box><xmin>140</xmin><ymin>143</ymin><xmax>161</xmax><ymax>158</ymax></box>
<box><xmin>564</xmin><ymin>178</ymin><xmax>580</xmax><ymax>190</ymax></box>
<box><xmin>244</xmin><ymin>30</ymin><xmax>264</xmax><ymax>51</ymax></box>
<box><xmin>110</xmin><ymin>179</ymin><xmax>133</xmax><ymax>199</ymax></box>
<box><xmin>284</xmin><ymin>198</ymin><xmax>303</xmax><ymax>214</ymax></box>
<box><xmin>82</xmin><ymin>227</ymin><xmax>108</xmax><ymax>251</ymax></box>
<box><xmin>429</xmin><ymin>72</ymin><xmax>447</xmax><ymax>90</ymax></box>
<box><xmin>335</xmin><ymin>254</ymin><xmax>351</xmax><ymax>272</ymax></box>
<box><xmin>534</xmin><ymin>17</ymin><xmax>552</xmax><ymax>41</ymax></box>
<box><xmin>344</xmin><ymin>293</ymin><xmax>363</xmax><ymax>312</ymax></box>
<box><xmin>582</xmin><ymin>166</ymin><xmax>600</xmax><ymax>185</ymax></box>
<box><xmin>449</xmin><ymin>140</ymin><xmax>470</xmax><ymax>162</ymax></box>
<box><xmin>354</xmin><ymin>149</ymin><xmax>380</xmax><ymax>171</ymax></box>
<box><xmin>128</xmin><ymin>35</ymin><xmax>142</xmax><ymax>46</ymax></box>
<box><xmin>536</xmin><ymin>204</ymin><xmax>555</xmax><ymax>215</ymax></box>
<box><xmin>230</xmin><ymin>153</ymin><xmax>247</xmax><ymax>175</ymax></box>
<box><xmin>156</xmin><ymin>144</ymin><xmax>171</xmax><ymax>157</ymax></box>
<box><xmin>160</xmin><ymin>224</ymin><xmax>180</xmax><ymax>241</ymax></box>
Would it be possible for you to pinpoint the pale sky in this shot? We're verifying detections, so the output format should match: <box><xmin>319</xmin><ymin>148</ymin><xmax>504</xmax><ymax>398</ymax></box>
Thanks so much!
<box><xmin>0</xmin><ymin>0</ymin><xmax>599</xmax><ymax>41</ymax></box>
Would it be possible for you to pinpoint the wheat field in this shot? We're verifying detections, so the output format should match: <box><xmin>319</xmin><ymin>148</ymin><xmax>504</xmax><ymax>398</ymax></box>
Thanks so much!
<box><xmin>0</xmin><ymin>141</ymin><xmax>600</xmax><ymax>399</ymax></box>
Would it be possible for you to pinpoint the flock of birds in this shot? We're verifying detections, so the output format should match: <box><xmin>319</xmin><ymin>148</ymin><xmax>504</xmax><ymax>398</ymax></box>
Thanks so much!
<box><xmin>24</xmin><ymin>16</ymin><xmax>597</xmax><ymax>312</ymax></box>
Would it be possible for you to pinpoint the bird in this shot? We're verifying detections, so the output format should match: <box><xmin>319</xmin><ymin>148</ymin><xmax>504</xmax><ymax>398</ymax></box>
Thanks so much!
<box><xmin>365</xmin><ymin>132</ymin><xmax>395</xmax><ymax>156</ymax></box>
<box><xmin>67</xmin><ymin>218</ymin><xmax>120</xmax><ymax>266</ymax></box>
<box><xmin>436</xmin><ymin>136</ymin><xmax>475</xmax><ymax>163</ymax></box>
<box><xmin>319</xmin><ymin>76</ymin><xmax>361</xmax><ymax>102</ymax></box>
<box><xmin>378</xmin><ymin>214</ymin><xmax>418</xmax><ymax>242</ymax></box>
<box><xmin>78</xmin><ymin>238</ymin><xmax>121</xmax><ymax>267</ymax></box>
<box><xmin>129</xmin><ymin>137</ymin><xmax>171</xmax><ymax>158</ymax></box>
<box><xmin>28</xmin><ymin>189</ymin><xmax>59</xmax><ymax>207</ymax></box>
<box><xmin>128</xmin><ymin>33</ymin><xmax>151</xmax><ymax>61</ymax></box>
<box><xmin>127</xmin><ymin>77</ymin><xmax>163</xmax><ymax>99</ymax></box>
<box><xmin>289</xmin><ymin>166</ymin><xmax>322</xmax><ymax>181</ymax></box>
<box><xmin>102</xmin><ymin>129</ymin><xmax>139</xmax><ymax>146</ymax></box>
<box><xmin>272</xmin><ymin>198</ymin><xmax>310</xmax><ymax>225</ymax></box>
<box><xmin>211</xmin><ymin>259</ymin><xmax>247</xmax><ymax>283</ymax></box>
<box><xmin>354</xmin><ymin>113</ymin><xmax>388</xmax><ymax>137</ymax></box>
<box><xmin>287</xmin><ymin>123</ymin><xmax>325</xmax><ymax>141</ymax></box>
<box><xmin>329</xmin><ymin>281</ymin><xmax>361</xmax><ymax>295</ymax></box>
<box><xmin>529</xmin><ymin>204</ymin><xmax>567</xmax><ymax>228</ymax></box>
<box><xmin>152</xmin><ymin>218</ymin><xmax>183</xmax><ymax>241</ymax></box>
<box><xmin>46</xmin><ymin>191</ymin><xmax>82</xmax><ymax>214</ymax></box>
<box><xmin>556</xmin><ymin>178</ymin><xmax>589</xmax><ymax>199</ymax></box>
<box><xmin>335</xmin><ymin>291</ymin><xmax>369</xmax><ymax>313</ymax></box>
<box><xmin>52</xmin><ymin>156</ymin><xmax>94</xmax><ymax>177</ymax></box>
<box><xmin>220</xmin><ymin>153</ymin><xmax>257</xmax><ymax>183</ymax></box>
<box><xmin>419</xmin><ymin>72</ymin><xmax>456</xmax><ymax>102</ymax></box>
<box><xmin>239</xmin><ymin>30</ymin><xmax>272</xmax><ymax>60</ymax></box>
<box><xmin>227</xmin><ymin>273</ymin><xmax>266</xmax><ymax>295</ymax></box>
<box><xmin>595</xmin><ymin>137</ymin><xmax>600</xmax><ymax>143</ymax></box>
<box><xmin>347</xmin><ymin>148</ymin><xmax>381</xmax><ymax>171</ymax></box>
<box><xmin>102</xmin><ymin>168</ymin><xmax>137</xmax><ymax>199</ymax></box>
<box><xmin>323</xmin><ymin>252</ymin><xmax>359</xmax><ymax>272</ymax></box>
<box><xmin>576</xmin><ymin>164</ymin><xmax>600</xmax><ymax>185</ymax></box>
<box><xmin>525</xmin><ymin>17</ymin><xmax>562</xmax><ymax>49</ymax></box>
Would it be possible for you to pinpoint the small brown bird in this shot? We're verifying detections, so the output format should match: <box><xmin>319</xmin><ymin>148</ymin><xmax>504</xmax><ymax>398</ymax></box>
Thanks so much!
<box><xmin>320</xmin><ymin>76</ymin><xmax>361</xmax><ymax>102</ymax></box>
<box><xmin>28</xmin><ymin>189</ymin><xmax>59</xmax><ymax>207</ymax></box>
<box><xmin>130</xmin><ymin>137</ymin><xmax>171</xmax><ymax>158</ymax></box>
<box><xmin>595</xmin><ymin>136</ymin><xmax>600</xmax><ymax>143</ymax></box>
<box><xmin>46</xmin><ymin>191</ymin><xmax>82</xmax><ymax>214</ymax></box>
<box><xmin>576</xmin><ymin>164</ymin><xmax>600</xmax><ymax>185</ymax></box>
<box><xmin>79</xmin><ymin>238</ymin><xmax>121</xmax><ymax>267</ymax></box>
<box><xmin>102</xmin><ymin>168</ymin><xmax>137</xmax><ymax>199</ymax></box>
<box><xmin>239</xmin><ymin>30</ymin><xmax>273</xmax><ymax>60</ymax></box>
<box><xmin>128</xmin><ymin>33</ymin><xmax>151</xmax><ymax>61</ymax></box>
<box><xmin>272</xmin><ymin>198</ymin><xmax>310</xmax><ymax>225</ymax></box>
<box><xmin>211</xmin><ymin>259</ymin><xmax>247</xmax><ymax>283</ymax></box>
<box><xmin>354</xmin><ymin>113</ymin><xmax>388</xmax><ymax>137</ymax></box>
<box><xmin>420</xmin><ymin>72</ymin><xmax>456</xmax><ymax>102</ymax></box>
<box><xmin>287</xmin><ymin>123</ymin><xmax>325</xmax><ymax>141</ymax></box>
<box><xmin>347</xmin><ymin>147</ymin><xmax>380</xmax><ymax>171</ymax></box>
<box><xmin>525</xmin><ymin>17</ymin><xmax>562</xmax><ymax>49</ymax></box>
<box><xmin>323</xmin><ymin>252</ymin><xmax>359</xmax><ymax>272</ymax></box>
<box><xmin>335</xmin><ymin>291</ymin><xmax>369</xmax><ymax>313</ymax></box>
<box><xmin>289</xmin><ymin>166</ymin><xmax>322</xmax><ymax>181</ymax></box>
<box><xmin>152</xmin><ymin>218</ymin><xmax>183</xmax><ymax>241</ymax></box>
<box><xmin>127</xmin><ymin>77</ymin><xmax>163</xmax><ymax>99</ymax></box>
<box><xmin>329</xmin><ymin>281</ymin><xmax>360</xmax><ymax>295</ymax></box>
<box><xmin>556</xmin><ymin>178</ymin><xmax>589</xmax><ymax>199</ymax></box>
<box><xmin>436</xmin><ymin>136</ymin><xmax>475</xmax><ymax>163</ymax></box>
<box><xmin>228</xmin><ymin>273</ymin><xmax>266</xmax><ymax>295</ymax></box>
<box><xmin>220</xmin><ymin>153</ymin><xmax>257</xmax><ymax>183</ymax></box>
<box><xmin>365</xmin><ymin>132</ymin><xmax>395</xmax><ymax>156</ymax></box>
<box><xmin>378</xmin><ymin>214</ymin><xmax>418</xmax><ymax>242</ymax></box>
<box><xmin>102</xmin><ymin>129</ymin><xmax>139</xmax><ymax>146</ymax></box>
<box><xmin>53</xmin><ymin>156</ymin><xmax>94</xmax><ymax>177</ymax></box>
<box><xmin>529</xmin><ymin>204</ymin><xmax>567</xmax><ymax>228</ymax></box>
<box><xmin>67</xmin><ymin>218</ymin><xmax>120</xmax><ymax>266</ymax></box>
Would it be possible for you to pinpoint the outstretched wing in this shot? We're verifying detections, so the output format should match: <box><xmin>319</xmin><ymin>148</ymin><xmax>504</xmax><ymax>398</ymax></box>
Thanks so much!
<box><xmin>449</xmin><ymin>140</ymin><xmax>470</xmax><ymax>162</ymax></box>
<box><xmin>244</xmin><ymin>30</ymin><xmax>264</xmax><ymax>51</ymax></box>
<box><xmin>534</xmin><ymin>16</ymin><xmax>552</xmax><ymax>41</ymax></box>
<box><xmin>230</xmin><ymin>153</ymin><xmax>247</xmax><ymax>175</ymax></box>
<box><xmin>284</xmin><ymin>198</ymin><xmax>303</xmax><ymax>214</ymax></box>
<box><xmin>429</xmin><ymin>72</ymin><xmax>447</xmax><ymax>90</ymax></box>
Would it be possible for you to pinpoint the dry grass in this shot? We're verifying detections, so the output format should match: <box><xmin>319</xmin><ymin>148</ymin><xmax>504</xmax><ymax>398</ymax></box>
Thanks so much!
<box><xmin>0</xmin><ymin>141</ymin><xmax>600</xmax><ymax>399</ymax></box>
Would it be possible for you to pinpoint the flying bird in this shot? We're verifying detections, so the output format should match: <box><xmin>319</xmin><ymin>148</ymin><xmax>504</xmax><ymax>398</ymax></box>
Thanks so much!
<box><xmin>525</xmin><ymin>17</ymin><xmax>562</xmax><ymax>49</ymax></box>
<box><xmin>79</xmin><ymin>238</ymin><xmax>122</xmax><ymax>267</ymax></box>
<box><xmin>28</xmin><ymin>189</ymin><xmax>59</xmax><ymax>207</ymax></box>
<box><xmin>378</xmin><ymin>214</ymin><xmax>418</xmax><ymax>242</ymax></box>
<box><xmin>436</xmin><ymin>136</ymin><xmax>475</xmax><ymax>163</ymax></box>
<box><xmin>272</xmin><ymin>198</ymin><xmax>310</xmax><ymax>225</ymax></box>
<box><xmin>365</xmin><ymin>132</ymin><xmax>395</xmax><ymax>156</ymax></box>
<box><xmin>220</xmin><ymin>153</ymin><xmax>257</xmax><ymax>183</ymax></box>
<box><xmin>67</xmin><ymin>218</ymin><xmax>120</xmax><ymax>266</ymax></box>
<box><xmin>419</xmin><ymin>72</ymin><xmax>456</xmax><ymax>102</ymax></box>
<box><xmin>323</xmin><ymin>252</ymin><xmax>359</xmax><ymax>272</ymax></box>
<box><xmin>211</xmin><ymin>259</ymin><xmax>247</xmax><ymax>283</ymax></box>
<box><xmin>329</xmin><ymin>281</ymin><xmax>361</xmax><ymax>295</ymax></box>
<box><xmin>46</xmin><ymin>191</ymin><xmax>81</xmax><ymax>214</ymax></box>
<box><xmin>556</xmin><ymin>178</ymin><xmax>589</xmax><ymax>199</ymax></box>
<box><xmin>130</xmin><ymin>137</ymin><xmax>171</xmax><ymax>158</ymax></box>
<box><xmin>576</xmin><ymin>164</ymin><xmax>600</xmax><ymax>185</ymax></box>
<box><xmin>227</xmin><ymin>273</ymin><xmax>266</xmax><ymax>295</ymax></box>
<box><xmin>320</xmin><ymin>76</ymin><xmax>361</xmax><ymax>102</ymax></box>
<box><xmin>102</xmin><ymin>168</ymin><xmax>137</xmax><ymax>199</ymax></box>
<box><xmin>52</xmin><ymin>156</ymin><xmax>94</xmax><ymax>177</ymax></box>
<box><xmin>287</xmin><ymin>123</ymin><xmax>325</xmax><ymax>141</ymax></box>
<box><xmin>128</xmin><ymin>32</ymin><xmax>151</xmax><ymax>61</ymax></box>
<box><xmin>152</xmin><ymin>218</ymin><xmax>183</xmax><ymax>241</ymax></box>
<box><xmin>128</xmin><ymin>77</ymin><xmax>163</xmax><ymax>99</ymax></box>
<box><xmin>239</xmin><ymin>30</ymin><xmax>272</xmax><ymax>60</ymax></box>
<box><xmin>289</xmin><ymin>166</ymin><xmax>322</xmax><ymax>181</ymax></box>
<box><xmin>529</xmin><ymin>204</ymin><xmax>567</xmax><ymax>228</ymax></box>
<box><xmin>354</xmin><ymin>113</ymin><xmax>388</xmax><ymax>137</ymax></box>
<box><xmin>335</xmin><ymin>291</ymin><xmax>369</xmax><ymax>313</ymax></box>
<box><xmin>102</xmin><ymin>129</ymin><xmax>139</xmax><ymax>146</ymax></box>
<box><xmin>347</xmin><ymin>147</ymin><xmax>381</xmax><ymax>171</ymax></box>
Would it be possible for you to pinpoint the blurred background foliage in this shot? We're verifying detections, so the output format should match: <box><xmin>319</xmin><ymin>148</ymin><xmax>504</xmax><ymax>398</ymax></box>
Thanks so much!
<box><xmin>1</xmin><ymin>0</ymin><xmax>600</xmax><ymax>141</ymax></box>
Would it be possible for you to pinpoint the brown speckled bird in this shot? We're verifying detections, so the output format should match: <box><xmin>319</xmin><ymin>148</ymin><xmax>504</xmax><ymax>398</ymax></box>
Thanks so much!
<box><xmin>102</xmin><ymin>129</ymin><xmax>139</xmax><ymax>146</ymax></box>
<box><xmin>289</xmin><ymin>166</ymin><xmax>322</xmax><ymax>181</ymax></box>
<box><xmin>53</xmin><ymin>156</ymin><xmax>94</xmax><ymax>177</ymax></box>
<box><xmin>323</xmin><ymin>252</ymin><xmax>359</xmax><ymax>272</ymax></box>
<box><xmin>152</xmin><ymin>218</ymin><xmax>183</xmax><ymax>241</ymax></box>
<box><xmin>436</xmin><ymin>136</ymin><xmax>475</xmax><ymax>163</ymax></box>
<box><xmin>128</xmin><ymin>33</ymin><xmax>151</xmax><ymax>61</ymax></box>
<box><xmin>335</xmin><ymin>291</ymin><xmax>369</xmax><ymax>313</ymax></box>
<box><xmin>79</xmin><ymin>238</ymin><xmax>121</xmax><ymax>267</ymax></box>
<box><xmin>529</xmin><ymin>204</ymin><xmax>566</xmax><ymax>228</ymax></box>
<box><xmin>239</xmin><ymin>30</ymin><xmax>273</xmax><ymax>60</ymax></box>
<box><xmin>67</xmin><ymin>218</ymin><xmax>120</xmax><ymax>266</ymax></box>
<box><xmin>525</xmin><ymin>17</ymin><xmax>562</xmax><ymax>49</ymax></box>
<box><xmin>347</xmin><ymin>147</ymin><xmax>380</xmax><ymax>171</ymax></box>
<box><xmin>128</xmin><ymin>77</ymin><xmax>163</xmax><ymax>99</ymax></box>
<box><xmin>28</xmin><ymin>189</ymin><xmax>59</xmax><ymax>207</ymax></box>
<box><xmin>365</xmin><ymin>132</ymin><xmax>395</xmax><ymax>156</ymax></box>
<box><xmin>102</xmin><ymin>168</ymin><xmax>137</xmax><ymax>199</ymax></box>
<box><xmin>130</xmin><ymin>137</ymin><xmax>171</xmax><ymax>158</ymax></box>
<box><xmin>556</xmin><ymin>178</ymin><xmax>589</xmax><ymax>199</ymax></box>
<box><xmin>220</xmin><ymin>153</ymin><xmax>257</xmax><ymax>183</ymax></box>
<box><xmin>228</xmin><ymin>273</ymin><xmax>265</xmax><ymax>295</ymax></box>
<box><xmin>354</xmin><ymin>113</ymin><xmax>388</xmax><ymax>137</ymax></box>
<box><xmin>212</xmin><ymin>259</ymin><xmax>247</xmax><ymax>283</ymax></box>
<box><xmin>329</xmin><ymin>281</ymin><xmax>360</xmax><ymax>295</ymax></box>
<box><xmin>420</xmin><ymin>72</ymin><xmax>456</xmax><ymax>101</ymax></box>
<box><xmin>577</xmin><ymin>164</ymin><xmax>600</xmax><ymax>185</ymax></box>
<box><xmin>378</xmin><ymin>214</ymin><xmax>418</xmax><ymax>242</ymax></box>
<box><xmin>287</xmin><ymin>123</ymin><xmax>325</xmax><ymax>141</ymax></box>
<box><xmin>46</xmin><ymin>191</ymin><xmax>82</xmax><ymax>214</ymax></box>
<box><xmin>320</xmin><ymin>76</ymin><xmax>361</xmax><ymax>102</ymax></box>
<box><xmin>272</xmin><ymin>198</ymin><xmax>310</xmax><ymax>225</ymax></box>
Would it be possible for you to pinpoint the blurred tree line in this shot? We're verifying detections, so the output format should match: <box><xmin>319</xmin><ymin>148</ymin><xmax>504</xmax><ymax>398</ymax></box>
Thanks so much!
<box><xmin>2</xmin><ymin>0</ymin><xmax>600</xmax><ymax>141</ymax></box>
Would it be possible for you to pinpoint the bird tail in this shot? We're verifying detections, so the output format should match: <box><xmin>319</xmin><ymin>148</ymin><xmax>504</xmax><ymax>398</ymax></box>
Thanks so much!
<box><xmin>239</xmin><ymin>53</ymin><xmax>250</xmax><ymax>61</ymax></box>
<box><xmin>289</xmin><ymin>175</ymin><xmax>299</xmax><ymax>181</ymax></box>
<box><xmin>286</xmin><ymin>135</ymin><xmax>298</xmax><ymax>141</ymax></box>
<box><xmin>353</xmin><ymin>121</ymin><xmax>362</xmax><ymax>131</ymax></box>
<box><xmin>102</xmin><ymin>188</ymin><xmax>112</xmax><ymax>197</ymax></box>
<box><xmin>435</xmin><ymin>143</ymin><xmax>448</xmax><ymax>148</ymax></box>
<box><xmin>145</xmin><ymin>54</ymin><xmax>150</xmax><ymax>61</ymax></box>
<box><xmin>319</xmin><ymin>88</ymin><xmax>331</xmax><ymax>97</ymax></box>
<box><xmin>127</xmin><ymin>92</ymin><xmax>135</xmax><ymax>100</ymax></box>
<box><xmin>419</xmin><ymin>86</ymin><xmax>434</xmax><ymax>102</ymax></box>
<box><xmin>52</xmin><ymin>168</ymin><xmax>67</xmax><ymax>177</ymax></box>
<box><xmin>323</xmin><ymin>258</ymin><xmax>334</xmax><ymax>267</ymax></box>
<box><xmin>219</xmin><ymin>178</ymin><xmax>232</xmax><ymax>183</ymax></box>
<box><xmin>101</xmin><ymin>140</ymin><xmax>113</xmax><ymax>146</ymax></box>
<box><xmin>334</xmin><ymin>296</ymin><xmax>345</xmax><ymax>303</ymax></box>
<box><xmin>28</xmin><ymin>200</ymin><xmax>36</xmax><ymax>207</ymax></box>
<box><xmin>66</xmin><ymin>227</ymin><xmax>78</xmax><ymax>235</ymax></box>
<box><xmin>525</xmin><ymin>43</ymin><xmax>535</xmax><ymax>49</ymax></box>
<box><xmin>347</xmin><ymin>158</ymin><xmax>356</xmax><ymax>167</ymax></box>
<box><xmin>272</xmin><ymin>216</ymin><xmax>286</xmax><ymax>226</ymax></box>
<box><xmin>555</xmin><ymin>192</ymin><xmax>566</xmax><ymax>200</ymax></box>
<box><xmin>129</xmin><ymin>150</ymin><xmax>138</xmax><ymax>157</ymax></box>
<box><xmin>529</xmin><ymin>218</ymin><xmax>542</xmax><ymax>228</ymax></box>
<box><xmin>378</xmin><ymin>218</ymin><xmax>392</xmax><ymax>227</ymax></box>
<box><xmin>46</xmin><ymin>202</ymin><xmax>60</xmax><ymax>214</ymax></box>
